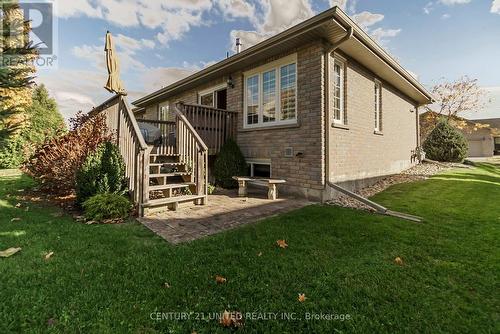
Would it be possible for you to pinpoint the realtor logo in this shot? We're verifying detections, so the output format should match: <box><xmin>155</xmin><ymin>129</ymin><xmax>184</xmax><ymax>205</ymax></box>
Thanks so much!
<box><xmin>1</xmin><ymin>0</ymin><xmax>58</xmax><ymax>68</ymax></box>
<box><xmin>20</xmin><ymin>1</ymin><xmax>54</xmax><ymax>55</ymax></box>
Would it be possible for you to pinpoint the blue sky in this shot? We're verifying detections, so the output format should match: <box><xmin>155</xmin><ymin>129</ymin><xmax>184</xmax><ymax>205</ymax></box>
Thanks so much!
<box><xmin>36</xmin><ymin>0</ymin><xmax>500</xmax><ymax>120</ymax></box>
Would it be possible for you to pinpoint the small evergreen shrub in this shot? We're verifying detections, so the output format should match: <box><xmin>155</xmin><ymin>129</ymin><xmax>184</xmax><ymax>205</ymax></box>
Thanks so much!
<box><xmin>82</xmin><ymin>193</ymin><xmax>131</xmax><ymax>222</ymax></box>
<box><xmin>423</xmin><ymin>118</ymin><xmax>468</xmax><ymax>162</ymax></box>
<box><xmin>214</xmin><ymin>138</ymin><xmax>247</xmax><ymax>188</ymax></box>
<box><xmin>76</xmin><ymin>141</ymin><xmax>126</xmax><ymax>204</ymax></box>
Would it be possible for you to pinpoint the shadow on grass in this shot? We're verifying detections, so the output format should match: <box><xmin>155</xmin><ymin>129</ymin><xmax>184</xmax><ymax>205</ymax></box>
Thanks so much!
<box><xmin>432</xmin><ymin>173</ymin><xmax>500</xmax><ymax>186</ymax></box>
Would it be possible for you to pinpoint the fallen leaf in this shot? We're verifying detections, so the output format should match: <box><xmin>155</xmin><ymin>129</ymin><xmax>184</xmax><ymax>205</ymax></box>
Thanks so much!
<box><xmin>10</xmin><ymin>218</ymin><xmax>21</xmax><ymax>222</ymax></box>
<box><xmin>215</xmin><ymin>275</ymin><xmax>227</xmax><ymax>284</ymax></box>
<box><xmin>44</xmin><ymin>252</ymin><xmax>54</xmax><ymax>260</ymax></box>
<box><xmin>276</xmin><ymin>239</ymin><xmax>288</xmax><ymax>249</ymax></box>
<box><xmin>15</xmin><ymin>203</ymin><xmax>21</xmax><ymax>208</ymax></box>
<box><xmin>257</xmin><ymin>252</ymin><xmax>263</xmax><ymax>257</ymax></box>
<box><xmin>219</xmin><ymin>310</ymin><xmax>243</xmax><ymax>328</ymax></box>
<box><xmin>394</xmin><ymin>257</ymin><xmax>404</xmax><ymax>266</ymax></box>
<box><xmin>298</xmin><ymin>293</ymin><xmax>307</xmax><ymax>302</ymax></box>
<box><xmin>164</xmin><ymin>282</ymin><xmax>171</xmax><ymax>289</ymax></box>
<box><xmin>0</xmin><ymin>247</ymin><xmax>22</xmax><ymax>258</ymax></box>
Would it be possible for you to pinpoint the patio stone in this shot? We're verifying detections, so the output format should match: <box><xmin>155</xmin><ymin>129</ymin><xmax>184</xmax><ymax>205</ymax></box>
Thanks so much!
<box><xmin>137</xmin><ymin>188</ymin><xmax>312</xmax><ymax>244</ymax></box>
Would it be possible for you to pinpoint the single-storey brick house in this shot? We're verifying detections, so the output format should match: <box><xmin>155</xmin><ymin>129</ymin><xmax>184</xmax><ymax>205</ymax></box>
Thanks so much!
<box><xmin>94</xmin><ymin>6</ymin><xmax>433</xmax><ymax>214</ymax></box>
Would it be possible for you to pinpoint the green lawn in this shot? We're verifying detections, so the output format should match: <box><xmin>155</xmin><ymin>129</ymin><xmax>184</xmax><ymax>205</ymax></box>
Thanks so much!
<box><xmin>0</xmin><ymin>163</ymin><xmax>499</xmax><ymax>333</ymax></box>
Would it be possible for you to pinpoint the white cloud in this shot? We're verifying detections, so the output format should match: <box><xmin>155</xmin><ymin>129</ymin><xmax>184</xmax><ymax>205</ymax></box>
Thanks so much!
<box><xmin>260</xmin><ymin>0</ymin><xmax>315</xmax><ymax>34</ymax></box>
<box><xmin>56</xmin><ymin>0</ymin><xmax>213</xmax><ymax>46</ymax></box>
<box><xmin>352</xmin><ymin>11</ymin><xmax>384</xmax><ymax>29</ymax></box>
<box><xmin>370</xmin><ymin>28</ymin><xmax>402</xmax><ymax>44</ymax></box>
<box><xmin>57</xmin><ymin>0</ymin><xmax>103</xmax><ymax>18</ymax></box>
<box><xmin>36</xmin><ymin>69</ymin><xmax>107</xmax><ymax>120</ymax></box>
<box><xmin>439</xmin><ymin>0</ymin><xmax>471</xmax><ymax>5</ymax></box>
<box><xmin>492</xmin><ymin>0</ymin><xmax>500</xmax><ymax>14</ymax></box>
<box><xmin>230</xmin><ymin>0</ymin><xmax>315</xmax><ymax>51</ymax></box>
<box><xmin>217</xmin><ymin>0</ymin><xmax>256</xmax><ymax>20</ymax></box>
<box><xmin>441</xmin><ymin>13</ymin><xmax>451</xmax><ymax>19</ymax></box>
<box><xmin>71</xmin><ymin>33</ymin><xmax>152</xmax><ymax>72</ymax></box>
<box><xmin>329</xmin><ymin>0</ymin><xmax>348</xmax><ymax>11</ymax></box>
<box><xmin>423</xmin><ymin>2</ymin><xmax>434</xmax><ymax>14</ymax></box>
<box><xmin>140</xmin><ymin>67</ymin><xmax>196</xmax><ymax>92</ymax></box>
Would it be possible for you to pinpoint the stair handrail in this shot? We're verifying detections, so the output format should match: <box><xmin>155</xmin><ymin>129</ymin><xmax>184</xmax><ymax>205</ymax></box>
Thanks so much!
<box><xmin>173</xmin><ymin>103</ymin><xmax>209</xmax><ymax>151</ymax></box>
<box><xmin>174</xmin><ymin>102</ymin><xmax>209</xmax><ymax>201</ymax></box>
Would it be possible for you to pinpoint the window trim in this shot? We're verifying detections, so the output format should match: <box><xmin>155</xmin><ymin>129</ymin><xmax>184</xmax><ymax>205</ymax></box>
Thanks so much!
<box><xmin>374</xmin><ymin>79</ymin><xmax>382</xmax><ymax>132</ymax></box>
<box><xmin>243</xmin><ymin>54</ymin><xmax>298</xmax><ymax>129</ymax></box>
<box><xmin>331</xmin><ymin>55</ymin><xmax>346</xmax><ymax>125</ymax></box>
<box><xmin>247</xmin><ymin>159</ymin><xmax>272</xmax><ymax>178</ymax></box>
<box><xmin>197</xmin><ymin>83</ymin><xmax>227</xmax><ymax>107</ymax></box>
<box><xmin>158</xmin><ymin>101</ymin><xmax>170</xmax><ymax>121</ymax></box>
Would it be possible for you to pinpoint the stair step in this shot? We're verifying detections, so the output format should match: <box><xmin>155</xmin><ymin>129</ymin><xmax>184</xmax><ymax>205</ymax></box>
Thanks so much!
<box><xmin>150</xmin><ymin>172</ymin><xmax>191</xmax><ymax>178</ymax></box>
<box><xmin>149</xmin><ymin>183</ymin><xmax>194</xmax><ymax>191</ymax></box>
<box><xmin>150</xmin><ymin>154</ymin><xmax>179</xmax><ymax>157</ymax></box>
<box><xmin>149</xmin><ymin>162</ymin><xmax>184</xmax><ymax>167</ymax></box>
<box><xmin>143</xmin><ymin>195</ymin><xmax>206</xmax><ymax>208</ymax></box>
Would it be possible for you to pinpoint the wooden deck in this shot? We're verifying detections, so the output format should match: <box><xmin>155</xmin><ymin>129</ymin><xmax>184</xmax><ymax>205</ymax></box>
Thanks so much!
<box><xmin>92</xmin><ymin>97</ymin><xmax>235</xmax><ymax>216</ymax></box>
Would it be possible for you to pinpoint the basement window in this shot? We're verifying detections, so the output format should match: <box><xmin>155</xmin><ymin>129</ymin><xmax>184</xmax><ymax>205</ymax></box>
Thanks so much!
<box><xmin>247</xmin><ymin>160</ymin><xmax>271</xmax><ymax>178</ymax></box>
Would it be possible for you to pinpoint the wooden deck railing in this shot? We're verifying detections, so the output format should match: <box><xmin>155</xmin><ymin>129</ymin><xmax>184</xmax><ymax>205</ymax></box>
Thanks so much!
<box><xmin>178</xmin><ymin>102</ymin><xmax>237</xmax><ymax>155</ymax></box>
<box><xmin>173</xmin><ymin>105</ymin><xmax>209</xmax><ymax>201</ymax></box>
<box><xmin>91</xmin><ymin>96</ymin><xmax>150</xmax><ymax>208</ymax></box>
<box><xmin>136</xmin><ymin>119</ymin><xmax>176</xmax><ymax>155</ymax></box>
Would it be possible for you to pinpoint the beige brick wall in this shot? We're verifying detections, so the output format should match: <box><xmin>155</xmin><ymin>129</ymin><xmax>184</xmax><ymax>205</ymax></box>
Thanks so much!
<box><xmin>327</xmin><ymin>54</ymin><xmax>419</xmax><ymax>185</ymax></box>
<box><xmin>235</xmin><ymin>42</ymin><xmax>325</xmax><ymax>200</ymax></box>
<box><xmin>136</xmin><ymin>42</ymin><xmax>421</xmax><ymax>201</ymax></box>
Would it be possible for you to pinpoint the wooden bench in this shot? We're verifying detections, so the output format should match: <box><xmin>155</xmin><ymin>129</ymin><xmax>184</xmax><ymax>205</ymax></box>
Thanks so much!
<box><xmin>232</xmin><ymin>176</ymin><xmax>286</xmax><ymax>200</ymax></box>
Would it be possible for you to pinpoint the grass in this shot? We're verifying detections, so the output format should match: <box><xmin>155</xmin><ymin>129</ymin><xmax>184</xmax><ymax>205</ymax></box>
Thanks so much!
<box><xmin>0</xmin><ymin>163</ymin><xmax>499</xmax><ymax>333</ymax></box>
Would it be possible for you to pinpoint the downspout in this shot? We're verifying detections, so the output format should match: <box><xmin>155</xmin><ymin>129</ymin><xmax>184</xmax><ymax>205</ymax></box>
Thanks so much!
<box><xmin>323</xmin><ymin>26</ymin><xmax>353</xmax><ymax>201</ymax></box>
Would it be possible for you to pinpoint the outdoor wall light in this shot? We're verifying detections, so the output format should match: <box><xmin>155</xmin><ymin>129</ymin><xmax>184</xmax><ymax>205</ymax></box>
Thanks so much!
<box><xmin>227</xmin><ymin>75</ymin><xmax>235</xmax><ymax>89</ymax></box>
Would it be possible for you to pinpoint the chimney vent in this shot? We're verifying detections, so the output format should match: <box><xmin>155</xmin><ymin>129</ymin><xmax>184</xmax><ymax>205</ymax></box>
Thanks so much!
<box><xmin>236</xmin><ymin>38</ymin><xmax>242</xmax><ymax>54</ymax></box>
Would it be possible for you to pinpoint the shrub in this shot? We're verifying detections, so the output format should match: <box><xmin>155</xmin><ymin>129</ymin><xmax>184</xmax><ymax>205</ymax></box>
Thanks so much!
<box><xmin>82</xmin><ymin>193</ymin><xmax>131</xmax><ymax>222</ymax></box>
<box><xmin>423</xmin><ymin>118</ymin><xmax>468</xmax><ymax>162</ymax></box>
<box><xmin>214</xmin><ymin>138</ymin><xmax>247</xmax><ymax>188</ymax></box>
<box><xmin>23</xmin><ymin>112</ymin><xmax>113</xmax><ymax>194</ymax></box>
<box><xmin>207</xmin><ymin>183</ymin><xmax>216</xmax><ymax>195</ymax></box>
<box><xmin>76</xmin><ymin>141</ymin><xmax>126</xmax><ymax>204</ymax></box>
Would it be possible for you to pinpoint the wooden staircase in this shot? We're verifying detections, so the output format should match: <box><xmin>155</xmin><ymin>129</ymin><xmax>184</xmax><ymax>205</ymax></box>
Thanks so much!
<box><xmin>91</xmin><ymin>96</ymin><xmax>234</xmax><ymax>217</ymax></box>
<box><xmin>142</xmin><ymin>152</ymin><xmax>206</xmax><ymax>212</ymax></box>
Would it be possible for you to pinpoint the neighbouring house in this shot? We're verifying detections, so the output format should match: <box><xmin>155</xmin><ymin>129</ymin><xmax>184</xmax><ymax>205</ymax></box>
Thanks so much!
<box><xmin>473</xmin><ymin>118</ymin><xmax>500</xmax><ymax>156</ymax></box>
<box><xmin>92</xmin><ymin>7</ymin><xmax>433</xmax><ymax>215</ymax></box>
<box><xmin>420</xmin><ymin>112</ymin><xmax>500</xmax><ymax>157</ymax></box>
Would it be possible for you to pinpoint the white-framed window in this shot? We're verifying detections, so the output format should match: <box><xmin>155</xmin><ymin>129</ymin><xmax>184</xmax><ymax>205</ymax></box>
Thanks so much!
<box><xmin>374</xmin><ymin>80</ymin><xmax>382</xmax><ymax>132</ymax></box>
<box><xmin>198</xmin><ymin>83</ymin><xmax>227</xmax><ymax>108</ymax></box>
<box><xmin>247</xmin><ymin>159</ymin><xmax>271</xmax><ymax>178</ymax></box>
<box><xmin>243</xmin><ymin>54</ymin><xmax>297</xmax><ymax>128</ymax></box>
<box><xmin>332</xmin><ymin>56</ymin><xmax>346</xmax><ymax>125</ymax></box>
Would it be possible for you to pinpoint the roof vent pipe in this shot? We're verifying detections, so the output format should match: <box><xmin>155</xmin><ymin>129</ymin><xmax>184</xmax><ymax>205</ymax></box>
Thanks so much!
<box><xmin>236</xmin><ymin>38</ymin><xmax>242</xmax><ymax>54</ymax></box>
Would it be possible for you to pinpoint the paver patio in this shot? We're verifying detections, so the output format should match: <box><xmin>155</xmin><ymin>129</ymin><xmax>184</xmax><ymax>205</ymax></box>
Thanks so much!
<box><xmin>138</xmin><ymin>187</ymin><xmax>313</xmax><ymax>244</ymax></box>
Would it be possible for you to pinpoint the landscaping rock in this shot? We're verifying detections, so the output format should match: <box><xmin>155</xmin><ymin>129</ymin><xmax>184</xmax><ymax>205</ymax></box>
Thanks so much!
<box><xmin>328</xmin><ymin>162</ymin><xmax>463</xmax><ymax>211</ymax></box>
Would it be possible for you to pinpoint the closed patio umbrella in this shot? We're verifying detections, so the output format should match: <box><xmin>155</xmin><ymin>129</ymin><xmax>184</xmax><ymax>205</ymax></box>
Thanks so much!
<box><xmin>104</xmin><ymin>31</ymin><xmax>126</xmax><ymax>95</ymax></box>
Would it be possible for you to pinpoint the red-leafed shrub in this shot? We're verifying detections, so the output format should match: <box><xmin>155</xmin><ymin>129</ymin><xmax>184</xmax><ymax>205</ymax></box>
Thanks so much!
<box><xmin>23</xmin><ymin>112</ymin><xmax>114</xmax><ymax>194</ymax></box>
